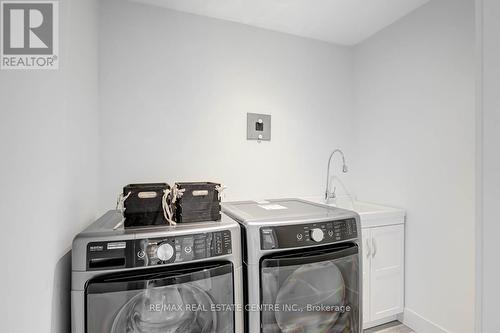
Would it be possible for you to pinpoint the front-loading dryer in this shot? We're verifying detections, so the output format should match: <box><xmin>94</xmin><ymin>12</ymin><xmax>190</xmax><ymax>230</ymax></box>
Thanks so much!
<box><xmin>223</xmin><ymin>198</ymin><xmax>362</xmax><ymax>333</ymax></box>
<box><xmin>71</xmin><ymin>211</ymin><xmax>243</xmax><ymax>333</ymax></box>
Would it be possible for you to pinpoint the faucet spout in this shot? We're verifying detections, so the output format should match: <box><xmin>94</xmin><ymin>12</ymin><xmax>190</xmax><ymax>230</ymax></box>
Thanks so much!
<box><xmin>325</xmin><ymin>149</ymin><xmax>348</xmax><ymax>203</ymax></box>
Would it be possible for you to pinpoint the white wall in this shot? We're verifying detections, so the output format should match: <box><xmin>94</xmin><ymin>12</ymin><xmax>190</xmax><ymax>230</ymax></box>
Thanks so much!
<box><xmin>353</xmin><ymin>0</ymin><xmax>475</xmax><ymax>332</ymax></box>
<box><xmin>478</xmin><ymin>0</ymin><xmax>500</xmax><ymax>332</ymax></box>
<box><xmin>98</xmin><ymin>0</ymin><xmax>355</xmax><ymax>209</ymax></box>
<box><xmin>0</xmin><ymin>0</ymin><xmax>100</xmax><ymax>332</ymax></box>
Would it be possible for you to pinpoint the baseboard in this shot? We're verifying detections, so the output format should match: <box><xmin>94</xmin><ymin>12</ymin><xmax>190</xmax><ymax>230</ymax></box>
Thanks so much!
<box><xmin>364</xmin><ymin>315</ymin><xmax>399</xmax><ymax>329</ymax></box>
<box><xmin>402</xmin><ymin>308</ymin><xmax>451</xmax><ymax>333</ymax></box>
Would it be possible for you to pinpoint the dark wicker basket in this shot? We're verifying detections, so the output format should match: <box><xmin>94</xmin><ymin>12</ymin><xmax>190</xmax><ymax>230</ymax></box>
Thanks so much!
<box><xmin>123</xmin><ymin>183</ymin><xmax>170</xmax><ymax>228</ymax></box>
<box><xmin>174</xmin><ymin>182</ymin><xmax>221</xmax><ymax>223</ymax></box>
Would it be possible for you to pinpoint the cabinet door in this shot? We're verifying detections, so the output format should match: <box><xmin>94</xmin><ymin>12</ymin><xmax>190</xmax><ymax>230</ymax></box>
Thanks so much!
<box><xmin>370</xmin><ymin>224</ymin><xmax>404</xmax><ymax>321</ymax></box>
<box><xmin>361</xmin><ymin>228</ymin><xmax>371</xmax><ymax>325</ymax></box>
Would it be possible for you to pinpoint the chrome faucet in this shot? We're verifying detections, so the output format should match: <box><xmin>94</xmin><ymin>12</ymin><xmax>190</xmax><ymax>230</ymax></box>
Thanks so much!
<box><xmin>325</xmin><ymin>149</ymin><xmax>348</xmax><ymax>203</ymax></box>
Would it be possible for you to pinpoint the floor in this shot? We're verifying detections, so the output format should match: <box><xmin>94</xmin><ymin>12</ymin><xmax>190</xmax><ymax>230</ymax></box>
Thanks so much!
<box><xmin>364</xmin><ymin>321</ymin><xmax>415</xmax><ymax>333</ymax></box>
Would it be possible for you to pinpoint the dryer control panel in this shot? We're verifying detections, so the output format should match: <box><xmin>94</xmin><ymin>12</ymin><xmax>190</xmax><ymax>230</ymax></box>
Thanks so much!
<box><xmin>86</xmin><ymin>230</ymin><xmax>232</xmax><ymax>271</ymax></box>
<box><xmin>260</xmin><ymin>218</ymin><xmax>357</xmax><ymax>250</ymax></box>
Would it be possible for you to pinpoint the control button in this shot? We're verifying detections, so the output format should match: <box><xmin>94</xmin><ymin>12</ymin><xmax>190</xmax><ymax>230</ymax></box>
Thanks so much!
<box><xmin>137</xmin><ymin>250</ymin><xmax>145</xmax><ymax>259</ymax></box>
<box><xmin>156</xmin><ymin>243</ymin><xmax>174</xmax><ymax>261</ymax></box>
<box><xmin>310</xmin><ymin>228</ymin><xmax>325</xmax><ymax>242</ymax></box>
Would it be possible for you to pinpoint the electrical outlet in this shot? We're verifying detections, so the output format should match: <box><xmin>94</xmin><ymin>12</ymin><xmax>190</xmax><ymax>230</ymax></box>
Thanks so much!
<box><xmin>247</xmin><ymin>113</ymin><xmax>271</xmax><ymax>141</ymax></box>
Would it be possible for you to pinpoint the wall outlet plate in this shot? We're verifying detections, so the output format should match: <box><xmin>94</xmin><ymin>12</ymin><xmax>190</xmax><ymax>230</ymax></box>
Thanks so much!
<box><xmin>247</xmin><ymin>113</ymin><xmax>271</xmax><ymax>141</ymax></box>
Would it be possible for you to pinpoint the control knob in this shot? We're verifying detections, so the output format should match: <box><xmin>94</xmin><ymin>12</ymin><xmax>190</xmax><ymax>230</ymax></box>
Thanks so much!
<box><xmin>156</xmin><ymin>242</ymin><xmax>174</xmax><ymax>261</ymax></box>
<box><xmin>310</xmin><ymin>228</ymin><xmax>325</xmax><ymax>242</ymax></box>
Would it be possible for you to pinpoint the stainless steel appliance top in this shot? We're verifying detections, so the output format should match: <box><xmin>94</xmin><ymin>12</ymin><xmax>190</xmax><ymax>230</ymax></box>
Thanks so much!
<box><xmin>222</xmin><ymin>198</ymin><xmax>356</xmax><ymax>225</ymax></box>
<box><xmin>75</xmin><ymin>210</ymin><xmax>238</xmax><ymax>239</ymax></box>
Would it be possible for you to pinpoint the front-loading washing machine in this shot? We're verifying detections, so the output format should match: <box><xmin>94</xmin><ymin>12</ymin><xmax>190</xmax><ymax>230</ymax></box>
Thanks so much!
<box><xmin>223</xmin><ymin>198</ymin><xmax>362</xmax><ymax>333</ymax></box>
<box><xmin>71</xmin><ymin>210</ymin><xmax>243</xmax><ymax>333</ymax></box>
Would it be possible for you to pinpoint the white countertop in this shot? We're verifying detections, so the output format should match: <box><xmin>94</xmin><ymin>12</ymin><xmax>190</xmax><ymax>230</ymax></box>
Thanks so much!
<box><xmin>300</xmin><ymin>196</ymin><xmax>406</xmax><ymax>228</ymax></box>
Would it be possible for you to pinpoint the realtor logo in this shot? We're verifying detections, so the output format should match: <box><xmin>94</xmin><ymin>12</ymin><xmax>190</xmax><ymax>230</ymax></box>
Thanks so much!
<box><xmin>1</xmin><ymin>1</ymin><xmax>59</xmax><ymax>69</ymax></box>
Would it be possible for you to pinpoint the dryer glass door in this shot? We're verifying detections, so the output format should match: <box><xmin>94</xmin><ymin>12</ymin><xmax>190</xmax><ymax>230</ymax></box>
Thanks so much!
<box><xmin>260</xmin><ymin>243</ymin><xmax>360</xmax><ymax>333</ymax></box>
<box><xmin>86</xmin><ymin>261</ymin><xmax>234</xmax><ymax>333</ymax></box>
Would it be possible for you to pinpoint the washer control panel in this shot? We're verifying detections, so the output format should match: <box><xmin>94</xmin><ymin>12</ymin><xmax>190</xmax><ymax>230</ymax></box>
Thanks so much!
<box><xmin>86</xmin><ymin>230</ymin><xmax>232</xmax><ymax>270</ymax></box>
<box><xmin>135</xmin><ymin>231</ymin><xmax>232</xmax><ymax>266</ymax></box>
<box><xmin>260</xmin><ymin>219</ymin><xmax>357</xmax><ymax>250</ymax></box>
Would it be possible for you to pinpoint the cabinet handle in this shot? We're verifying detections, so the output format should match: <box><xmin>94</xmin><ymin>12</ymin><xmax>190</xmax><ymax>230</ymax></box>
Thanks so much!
<box><xmin>365</xmin><ymin>238</ymin><xmax>371</xmax><ymax>258</ymax></box>
<box><xmin>372</xmin><ymin>237</ymin><xmax>377</xmax><ymax>258</ymax></box>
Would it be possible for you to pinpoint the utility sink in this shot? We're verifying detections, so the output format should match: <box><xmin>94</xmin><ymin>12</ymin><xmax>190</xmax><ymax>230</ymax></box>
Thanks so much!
<box><xmin>301</xmin><ymin>196</ymin><xmax>405</xmax><ymax>228</ymax></box>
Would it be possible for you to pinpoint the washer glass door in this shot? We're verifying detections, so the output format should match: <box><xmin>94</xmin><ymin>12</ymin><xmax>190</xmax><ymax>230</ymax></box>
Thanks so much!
<box><xmin>260</xmin><ymin>243</ymin><xmax>360</xmax><ymax>333</ymax></box>
<box><xmin>86</xmin><ymin>261</ymin><xmax>234</xmax><ymax>333</ymax></box>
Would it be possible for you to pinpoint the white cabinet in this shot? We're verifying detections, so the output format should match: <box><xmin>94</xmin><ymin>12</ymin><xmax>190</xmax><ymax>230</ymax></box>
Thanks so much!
<box><xmin>362</xmin><ymin>224</ymin><xmax>404</xmax><ymax>328</ymax></box>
